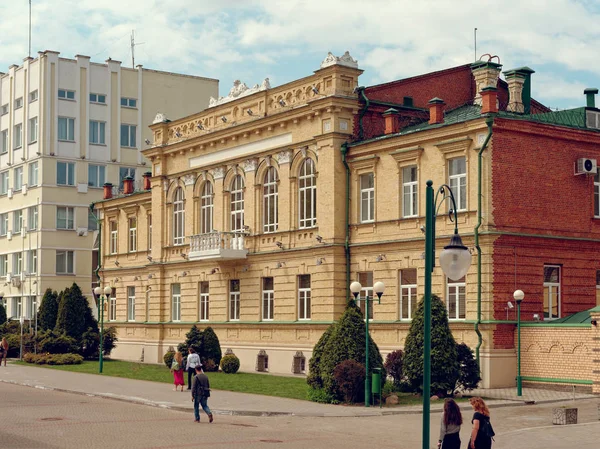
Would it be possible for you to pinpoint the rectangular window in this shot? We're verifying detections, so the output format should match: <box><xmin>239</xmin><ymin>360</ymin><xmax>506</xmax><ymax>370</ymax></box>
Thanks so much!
<box><xmin>0</xmin><ymin>171</ymin><xmax>8</xmax><ymax>195</ymax></box>
<box><xmin>172</xmin><ymin>284</ymin><xmax>181</xmax><ymax>321</ymax></box>
<box><xmin>12</xmin><ymin>298</ymin><xmax>22</xmax><ymax>319</ymax></box>
<box><xmin>358</xmin><ymin>272</ymin><xmax>374</xmax><ymax>320</ymax></box>
<box><xmin>14</xmin><ymin>97</ymin><xmax>23</xmax><ymax>109</ymax></box>
<box><xmin>29</xmin><ymin>162</ymin><xmax>38</xmax><ymax>187</ymax></box>
<box><xmin>109</xmin><ymin>221</ymin><xmax>118</xmax><ymax>254</ymax></box>
<box><xmin>0</xmin><ymin>255</ymin><xmax>6</xmax><ymax>276</ymax></box>
<box><xmin>119</xmin><ymin>167</ymin><xmax>136</xmax><ymax>188</ymax></box>
<box><xmin>120</xmin><ymin>97</ymin><xmax>137</xmax><ymax>108</ymax></box>
<box><xmin>128</xmin><ymin>217</ymin><xmax>137</xmax><ymax>252</ymax></box>
<box><xmin>57</xmin><ymin>161</ymin><xmax>75</xmax><ymax>186</ymax></box>
<box><xmin>400</xmin><ymin>269</ymin><xmax>418</xmax><ymax>320</ymax></box>
<box><xmin>1</xmin><ymin>104</ymin><xmax>8</xmax><ymax>115</ymax></box>
<box><xmin>147</xmin><ymin>215</ymin><xmax>152</xmax><ymax>251</ymax></box>
<box><xmin>120</xmin><ymin>124</ymin><xmax>137</xmax><ymax>148</ymax></box>
<box><xmin>595</xmin><ymin>170</ymin><xmax>600</xmax><ymax>218</ymax></box>
<box><xmin>13</xmin><ymin>252</ymin><xmax>23</xmax><ymax>275</ymax></box>
<box><xmin>13</xmin><ymin>210</ymin><xmax>23</xmax><ymax>234</ymax></box>
<box><xmin>88</xmin><ymin>164</ymin><xmax>106</xmax><ymax>188</ymax></box>
<box><xmin>229</xmin><ymin>279</ymin><xmax>240</xmax><ymax>321</ymax></box>
<box><xmin>0</xmin><ymin>213</ymin><xmax>7</xmax><ymax>235</ymax></box>
<box><xmin>109</xmin><ymin>288</ymin><xmax>117</xmax><ymax>321</ymax></box>
<box><xmin>58</xmin><ymin>117</ymin><xmax>75</xmax><ymax>141</ymax></box>
<box><xmin>199</xmin><ymin>282</ymin><xmax>209</xmax><ymax>321</ymax></box>
<box><xmin>14</xmin><ymin>123</ymin><xmax>22</xmax><ymax>149</ymax></box>
<box><xmin>58</xmin><ymin>89</ymin><xmax>75</xmax><ymax>100</ymax></box>
<box><xmin>127</xmin><ymin>286</ymin><xmax>135</xmax><ymax>321</ymax></box>
<box><xmin>448</xmin><ymin>157</ymin><xmax>467</xmax><ymax>212</ymax></box>
<box><xmin>1</xmin><ymin>129</ymin><xmax>7</xmax><ymax>154</ymax></box>
<box><xmin>543</xmin><ymin>265</ymin><xmax>561</xmax><ymax>319</ymax></box>
<box><xmin>28</xmin><ymin>250</ymin><xmax>37</xmax><ymax>274</ymax></box>
<box><xmin>56</xmin><ymin>250</ymin><xmax>74</xmax><ymax>274</ymax></box>
<box><xmin>597</xmin><ymin>270</ymin><xmax>600</xmax><ymax>307</ymax></box>
<box><xmin>88</xmin><ymin>209</ymin><xmax>97</xmax><ymax>231</ymax></box>
<box><xmin>26</xmin><ymin>296</ymin><xmax>36</xmax><ymax>319</ymax></box>
<box><xmin>298</xmin><ymin>274</ymin><xmax>311</xmax><ymax>320</ymax></box>
<box><xmin>89</xmin><ymin>120</ymin><xmax>106</xmax><ymax>145</ymax></box>
<box><xmin>29</xmin><ymin>117</ymin><xmax>38</xmax><ymax>143</ymax></box>
<box><xmin>446</xmin><ymin>276</ymin><xmax>466</xmax><ymax>320</ymax></box>
<box><xmin>262</xmin><ymin>277</ymin><xmax>274</xmax><ymax>321</ymax></box>
<box><xmin>89</xmin><ymin>93</ymin><xmax>106</xmax><ymax>104</ymax></box>
<box><xmin>28</xmin><ymin>206</ymin><xmax>38</xmax><ymax>231</ymax></box>
<box><xmin>14</xmin><ymin>167</ymin><xmax>23</xmax><ymax>191</ymax></box>
<box><xmin>29</xmin><ymin>90</ymin><xmax>38</xmax><ymax>103</ymax></box>
<box><xmin>360</xmin><ymin>173</ymin><xmax>375</xmax><ymax>223</ymax></box>
<box><xmin>56</xmin><ymin>206</ymin><xmax>75</xmax><ymax>230</ymax></box>
<box><xmin>402</xmin><ymin>166</ymin><xmax>418</xmax><ymax>218</ymax></box>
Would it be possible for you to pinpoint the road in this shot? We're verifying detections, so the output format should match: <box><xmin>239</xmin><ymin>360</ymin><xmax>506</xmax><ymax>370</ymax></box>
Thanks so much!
<box><xmin>1</xmin><ymin>382</ymin><xmax>599</xmax><ymax>448</ymax></box>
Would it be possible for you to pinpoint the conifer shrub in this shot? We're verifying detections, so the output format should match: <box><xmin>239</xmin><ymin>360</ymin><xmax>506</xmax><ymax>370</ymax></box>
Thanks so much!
<box><xmin>38</xmin><ymin>289</ymin><xmax>59</xmax><ymax>331</ymax></box>
<box><xmin>164</xmin><ymin>350</ymin><xmax>175</xmax><ymax>369</ymax></box>
<box><xmin>179</xmin><ymin>325</ymin><xmax>203</xmax><ymax>355</ymax></box>
<box><xmin>307</xmin><ymin>324</ymin><xmax>334</xmax><ymax>389</ymax></box>
<box><xmin>200</xmin><ymin>327</ymin><xmax>222</xmax><ymax>371</ymax></box>
<box><xmin>56</xmin><ymin>285</ymin><xmax>91</xmax><ymax>340</ymax></box>
<box><xmin>37</xmin><ymin>330</ymin><xmax>78</xmax><ymax>354</ymax></box>
<box><xmin>455</xmin><ymin>343</ymin><xmax>481</xmax><ymax>392</ymax></box>
<box><xmin>220</xmin><ymin>353</ymin><xmax>240</xmax><ymax>374</ymax></box>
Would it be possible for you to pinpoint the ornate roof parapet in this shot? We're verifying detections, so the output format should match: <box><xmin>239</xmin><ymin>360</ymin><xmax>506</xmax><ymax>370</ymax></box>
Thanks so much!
<box><xmin>319</xmin><ymin>51</ymin><xmax>359</xmax><ymax>69</ymax></box>
<box><xmin>209</xmin><ymin>78</ymin><xmax>271</xmax><ymax>108</ymax></box>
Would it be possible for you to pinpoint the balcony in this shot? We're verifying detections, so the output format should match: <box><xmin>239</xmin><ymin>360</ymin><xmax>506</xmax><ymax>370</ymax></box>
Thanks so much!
<box><xmin>188</xmin><ymin>231</ymin><xmax>248</xmax><ymax>261</ymax></box>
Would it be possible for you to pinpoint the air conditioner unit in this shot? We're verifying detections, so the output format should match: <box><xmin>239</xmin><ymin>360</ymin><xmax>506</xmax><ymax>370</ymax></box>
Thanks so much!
<box><xmin>20</xmin><ymin>272</ymin><xmax>26</xmax><ymax>282</ymax></box>
<box><xmin>6</xmin><ymin>231</ymin><xmax>11</xmax><ymax>241</ymax></box>
<box><xmin>576</xmin><ymin>158</ymin><xmax>597</xmax><ymax>175</ymax></box>
<box><xmin>5</xmin><ymin>273</ymin><xmax>11</xmax><ymax>283</ymax></box>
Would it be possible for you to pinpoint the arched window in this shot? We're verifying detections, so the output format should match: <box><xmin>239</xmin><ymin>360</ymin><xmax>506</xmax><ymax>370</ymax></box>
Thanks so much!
<box><xmin>230</xmin><ymin>175</ymin><xmax>245</xmax><ymax>233</ymax></box>
<box><xmin>299</xmin><ymin>159</ymin><xmax>316</xmax><ymax>228</ymax></box>
<box><xmin>173</xmin><ymin>187</ymin><xmax>185</xmax><ymax>245</ymax></box>
<box><xmin>263</xmin><ymin>167</ymin><xmax>278</xmax><ymax>233</ymax></box>
<box><xmin>200</xmin><ymin>182</ymin><xmax>213</xmax><ymax>234</ymax></box>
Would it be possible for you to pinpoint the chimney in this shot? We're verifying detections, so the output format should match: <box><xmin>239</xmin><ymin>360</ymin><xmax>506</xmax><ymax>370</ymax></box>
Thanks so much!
<box><xmin>480</xmin><ymin>87</ymin><xmax>498</xmax><ymax>114</ymax></box>
<box><xmin>383</xmin><ymin>108</ymin><xmax>400</xmax><ymax>134</ymax></box>
<box><xmin>585</xmin><ymin>88</ymin><xmax>599</xmax><ymax>108</ymax></box>
<box><xmin>103</xmin><ymin>183</ymin><xmax>113</xmax><ymax>200</ymax></box>
<box><xmin>471</xmin><ymin>60</ymin><xmax>502</xmax><ymax>106</ymax></box>
<box><xmin>143</xmin><ymin>172</ymin><xmax>152</xmax><ymax>190</ymax></box>
<box><xmin>123</xmin><ymin>177</ymin><xmax>134</xmax><ymax>195</ymax></box>
<box><xmin>504</xmin><ymin>66</ymin><xmax>535</xmax><ymax>114</ymax></box>
<box><xmin>428</xmin><ymin>98</ymin><xmax>445</xmax><ymax>125</ymax></box>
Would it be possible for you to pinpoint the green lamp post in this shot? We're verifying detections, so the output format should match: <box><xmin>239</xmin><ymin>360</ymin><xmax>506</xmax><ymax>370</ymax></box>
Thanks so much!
<box><xmin>94</xmin><ymin>286</ymin><xmax>112</xmax><ymax>374</ymax></box>
<box><xmin>350</xmin><ymin>280</ymin><xmax>385</xmax><ymax>407</ymax></box>
<box><xmin>514</xmin><ymin>289</ymin><xmax>524</xmax><ymax>396</ymax></box>
<box><xmin>422</xmin><ymin>180</ymin><xmax>472</xmax><ymax>449</ymax></box>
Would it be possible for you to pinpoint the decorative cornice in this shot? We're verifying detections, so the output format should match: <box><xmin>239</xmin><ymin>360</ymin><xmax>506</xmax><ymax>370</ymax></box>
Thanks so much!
<box><xmin>243</xmin><ymin>159</ymin><xmax>258</xmax><ymax>172</ymax></box>
<box><xmin>434</xmin><ymin>137</ymin><xmax>473</xmax><ymax>156</ymax></box>
<box><xmin>320</xmin><ymin>51</ymin><xmax>359</xmax><ymax>69</ymax></box>
<box><xmin>208</xmin><ymin>78</ymin><xmax>271</xmax><ymax>108</ymax></box>
<box><xmin>389</xmin><ymin>146</ymin><xmax>424</xmax><ymax>164</ymax></box>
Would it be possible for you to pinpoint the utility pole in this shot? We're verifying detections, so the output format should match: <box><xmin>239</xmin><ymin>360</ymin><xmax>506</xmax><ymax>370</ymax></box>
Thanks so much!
<box><xmin>130</xmin><ymin>30</ymin><xmax>145</xmax><ymax>68</ymax></box>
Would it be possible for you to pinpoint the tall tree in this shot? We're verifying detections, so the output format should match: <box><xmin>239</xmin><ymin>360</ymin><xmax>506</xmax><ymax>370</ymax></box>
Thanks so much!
<box><xmin>55</xmin><ymin>284</ymin><xmax>94</xmax><ymax>340</ymax></box>
<box><xmin>38</xmin><ymin>289</ymin><xmax>59</xmax><ymax>331</ymax></box>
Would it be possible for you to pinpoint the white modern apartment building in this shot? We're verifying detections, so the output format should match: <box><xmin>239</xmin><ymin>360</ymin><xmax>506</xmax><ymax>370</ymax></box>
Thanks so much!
<box><xmin>0</xmin><ymin>51</ymin><xmax>218</xmax><ymax>320</ymax></box>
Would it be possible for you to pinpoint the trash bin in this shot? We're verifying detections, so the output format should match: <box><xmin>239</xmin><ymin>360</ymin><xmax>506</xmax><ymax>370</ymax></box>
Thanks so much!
<box><xmin>372</xmin><ymin>367</ymin><xmax>382</xmax><ymax>395</ymax></box>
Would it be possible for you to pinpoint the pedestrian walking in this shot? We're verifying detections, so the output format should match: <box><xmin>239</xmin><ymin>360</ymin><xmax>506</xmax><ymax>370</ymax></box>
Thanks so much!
<box><xmin>170</xmin><ymin>351</ymin><xmax>185</xmax><ymax>391</ymax></box>
<box><xmin>437</xmin><ymin>398</ymin><xmax>462</xmax><ymax>449</ymax></box>
<box><xmin>186</xmin><ymin>347</ymin><xmax>201</xmax><ymax>390</ymax></box>
<box><xmin>468</xmin><ymin>397</ymin><xmax>494</xmax><ymax>449</ymax></box>
<box><xmin>0</xmin><ymin>337</ymin><xmax>8</xmax><ymax>366</ymax></box>
<box><xmin>191</xmin><ymin>364</ymin><xmax>213</xmax><ymax>423</ymax></box>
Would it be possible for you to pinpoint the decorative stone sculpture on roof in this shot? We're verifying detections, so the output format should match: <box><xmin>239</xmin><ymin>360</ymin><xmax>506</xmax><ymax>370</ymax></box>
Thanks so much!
<box><xmin>208</xmin><ymin>78</ymin><xmax>272</xmax><ymax>108</ymax></box>
<box><xmin>153</xmin><ymin>112</ymin><xmax>169</xmax><ymax>124</ymax></box>
<box><xmin>320</xmin><ymin>51</ymin><xmax>359</xmax><ymax>69</ymax></box>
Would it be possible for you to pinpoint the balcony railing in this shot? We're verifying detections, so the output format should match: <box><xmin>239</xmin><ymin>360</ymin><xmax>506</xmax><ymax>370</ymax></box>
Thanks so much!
<box><xmin>188</xmin><ymin>231</ymin><xmax>248</xmax><ymax>260</ymax></box>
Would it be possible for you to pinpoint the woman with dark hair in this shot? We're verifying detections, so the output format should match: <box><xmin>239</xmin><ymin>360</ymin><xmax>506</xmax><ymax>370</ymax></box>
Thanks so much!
<box><xmin>437</xmin><ymin>398</ymin><xmax>463</xmax><ymax>449</ymax></box>
<box><xmin>468</xmin><ymin>397</ymin><xmax>493</xmax><ymax>449</ymax></box>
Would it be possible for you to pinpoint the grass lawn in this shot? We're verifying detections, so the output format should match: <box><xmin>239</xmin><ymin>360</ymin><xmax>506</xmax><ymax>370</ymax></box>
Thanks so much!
<box><xmin>16</xmin><ymin>359</ymin><xmax>310</xmax><ymax>401</ymax></box>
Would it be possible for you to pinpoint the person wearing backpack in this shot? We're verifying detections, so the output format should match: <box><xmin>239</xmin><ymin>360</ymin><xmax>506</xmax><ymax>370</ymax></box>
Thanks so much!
<box><xmin>191</xmin><ymin>364</ymin><xmax>213</xmax><ymax>423</ymax></box>
<box><xmin>468</xmin><ymin>397</ymin><xmax>494</xmax><ymax>449</ymax></box>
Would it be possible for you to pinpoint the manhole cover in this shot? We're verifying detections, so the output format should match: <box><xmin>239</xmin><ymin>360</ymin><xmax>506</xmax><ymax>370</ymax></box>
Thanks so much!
<box><xmin>259</xmin><ymin>440</ymin><xmax>283</xmax><ymax>443</ymax></box>
<box><xmin>40</xmin><ymin>417</ymin><xmax>64</xmax><ymax>421</ymax></box>
<box><xmin>231</xmin><ymin>423</ymin><xmax>258</xmax><ymax>428</ymax></box>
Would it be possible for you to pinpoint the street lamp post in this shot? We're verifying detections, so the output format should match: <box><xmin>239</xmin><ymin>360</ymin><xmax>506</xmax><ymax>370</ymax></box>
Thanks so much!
<box><xmin>19</xmin><ymin>315</ymin><xmax>24</xmax><ymax>361</ymax></box>
<box><xmin>350</xmin><ymin>280</ymin><xmax>385</xmax><ymax>407</ymax></box>
<box><xmin>514</xmin><ymin>289</ymin><xmax>524</xmax><ymax>396</ymax></box>
<box><xmin>422</xmin><ymin>180</ymin><xmax>472</xmax><ymax>449</ymax></box>
<box><xmin>94</xmin><ymin>286</ymin><xmax>112</xmax><ymax>374</ymax></box>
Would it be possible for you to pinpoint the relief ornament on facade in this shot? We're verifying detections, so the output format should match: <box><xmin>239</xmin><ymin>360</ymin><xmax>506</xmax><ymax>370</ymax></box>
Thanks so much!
<box><xmin>208</xmin><ymin>78</ymin><xmax>272</xmax><ymax>108</ymax></box>
<box><xmin>319</xmin><ymin>51</ymin><xmax>359</xmax><ymax>69</ymax></box>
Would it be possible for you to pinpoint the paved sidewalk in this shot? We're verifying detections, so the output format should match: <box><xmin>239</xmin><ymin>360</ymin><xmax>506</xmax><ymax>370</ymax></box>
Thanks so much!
<box><xmin>474</xmin><ymin>386</ymin><xmax>597</xmax><ymax>403</ymax></box>
<box><xmin>0</xmin><ymin>363</ymin><xmax>594</xmax><ymax>417</ymax></box>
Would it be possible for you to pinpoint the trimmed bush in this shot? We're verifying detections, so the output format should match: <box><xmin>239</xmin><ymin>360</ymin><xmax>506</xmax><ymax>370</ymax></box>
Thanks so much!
<box><xmin>0</xmin><ymin>302</ymin><xmax>6</xmax><ymax>324</ymax></box>
<box><xmin>80</xmin><ymin>328</ymin><xmax>100</xmax><ymax>359</ymax></box>
<box><xmin>200</xmin><ymin>327</ymin><xmax>222</xmax><ymax>371</ymax></box>
<box><xmin>333</xmin><ymin>359</ymin><xmax>366</xmax><ymax>403</ymax></box>
<box><xmin>37</xmin><ymin>330</ymin><xmax>78</xmax><ymax>354</ymax></box>
<box><xmin>307</xmin><ymin>324</ymin><xmax>334</xmax><ymax>390</ymax></box>
<box><xmin>101</xmin><ymin>327</ymin><xmax>118</xmax><ymax>356</ymax></box>
<box><xmin>382</xmin><ymin>380</ymin><xmax>396</xmax><ymax>398</ymax></box>
<box><xmin>38</xmin><ymin>289</ymin><xmax>59</xmax><ymax>331</ymax></box>
<box><xmin>24</xmin><ymin>352</ymin><xmax>83</xmax><ymax>365</ymax></box>
<box><xmin>455</xmin><ymin>343</ymin><xmax>481</xmax><ymax>392</ymax></box>
<box><xmin>307</xmin><ymin>387</ymin><xmax>339</xmax><ymax>404</ymax></box>
<box><xmin>163</xmin><ymin>350</ymin><xmax>175</xmax><ymax>369</ymax></box>
<box><xmin>403</xmin><ymin>295</ymin><xmax>459</xmax><ymax>396</ymax></box>
<box><xmin>220</xmin><ymin>354</ymin><xmax>240</xmax><ymax>374</ymax></box>
<box><xmin>384</xmin><ymin>349</ymin><xmax>404</xmax><ymax>388</ymax></box>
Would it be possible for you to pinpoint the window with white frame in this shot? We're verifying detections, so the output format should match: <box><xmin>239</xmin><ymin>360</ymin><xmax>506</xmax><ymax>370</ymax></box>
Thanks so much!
<box><xmin>595</xmin><ymin>170</ymin><xmax>600</xmax><ymax>217</ymax></box>
<box><xmin>14</xmin><ymin>167</ymin><xmax>23</xmax><ymax>191</ymax></box>
<box><xmin>402</xmin><ymin>166</ymin><xmax>418</xmax><ymax>218</ymax></box>
<box><xmin>0</xmin><ymin>255</ymin><xmax>6</xmax><ymax>276</ymax></box>
<box><xmin>89</xmin><ymin>93</ymin><xmax>106</xmax><ymax>104</ymax></box>
<box><xmin>299</xmin><ymin>158</ymin><xmax>317</xmax><ymax>228</ymax></box>
<box><xmin>199</xmin><ymin>282</ymin><xmax>209</xmax><ymax>321</ymax></box>
<box><xmin>229</xmin><ymin>279</ymin><xmax>240</xmax><ymax>321</ymax></box>
<box><xmin>28</xmin><ymin>206</ymin><xmax>37</xmax><ymax>231</ymax></box>
<box><xmin>26</xmin><ymin>296</ymin><xmax>36</xmax><ymax>319</ymax></box>
<box><xmin>14</xmin><ymin>123</ymin><xmax>22</xmax><ymax>148</ymax></box>
<box><xmin>1</xmin><ymin>104</ymin><xmax>8</xmax><ymax>115</ymax></box>
<box><xmin>263</xmin><ymin>167</ymin><xmax>279</xmax><ymax>233</ymax></box>
<box><xmin>0</xmin><ymin>171</ymin><xmax>8</xmax><ymax>194</ymax></box>
<box><xmin>109</xmin><ymin>288</ymin><xmax>117</xmax><ymax>321</ymax></box>
<box><xmin>27</xmin><ymin>250</ymin><xmax>37</xmax><ymax>274</ymax></box>
<box><xmin>120</xmin><ymin>97</ymin><xmax>137</xmax><ymax>108</ymax></box>
<box><xmin>57</xmin><ymin>161</ymin><xmax>75</xmax><ymax>186</ymax></box>
<box><xmin>56</xmin><ymin>206</ymin><xmax>74</xmax><ymax>230</ymax></box>
<box><xmin>89</xmin><ymin>120</ymin><xmax>106</xmax><ymax>145</ymax></box>
<box><xmin>29</xmin><ymin>117</ymin><xmax>38</xmax><ymax>143</ymax></box>
<box><xmin>543</xmin><ymin>265</ymin><xmax>561</xmax><ymax>319</ymax></box>
<box><xmin>448</xmin><ymin>157</ymin><xmax>466</xmax><ymax>212</ymax></box>
<box><xmin>128</xmin><ymin>217</ymin><xmax>137</xmax><ymax>252</ymax></box>
<box><xmin>13</xmin><ymin>210</ymin><xmax>23</xmax><ymax>234</ymax></box>
<box><xmin>29</xmin><ymin>162</ymin><xmax>38</xmax><ymax>187</ymax></box>
<box><xmin>0</xmin><ymin>213</ymin><xmax>7</xmax><ymax>235</ymax></box>
<box><xmin>147</xmin><ymin>215</ymin><xmax>152</xmax><ymax>251</ymax></box>
<box><xmin>173</xmin><ymin>187</ymin><xmax>185</xmax><ymax>245</ymax></box>
<box><xmin>29</xmin><ymin>90</ymin><xmax>38</xmax><ymax>103</ymax></box>
<box><xmin>446</xmin><ymin>276</ymin><xmax>466</xmax><ymax>320</ymax></box>
<box><xmin>58</xmin><ymin>89</ymin><xmax>75</xmax><ymax>100</ymax></box>
<box><xmin>1</xmin><ymin>129</ymin><xmax>7</xmax><ymax>154</ymax></box>
<box><xmin>58</xmin><ymin>117</ymin><xmax>75</xmax><ymax>141</ymax></box>
<box><xmin>127</xmin><ymin>286</ymin><xmax>135</xmax><ymax>321</ymax></box>
<box><xmin>109</xmin><ymin>221</ymin><xmax>117</xmax><ymax>254</ymax></box>
<box><xmin>56</xmin><ymin>250</ymin><xmax>74</xmax><ymax>274</ymax></box>
<box><xmin>230</xmin><ymin>175</ymin><xmax>245</xmax><ymax>232</ymax></box>
<box><xmin>399</xmin><ymin>269</ymin><xmax>418</xmax><ymax>320</ymax></box>
<box><xmin>120</xmin><ymin>124</ymin><xmax>137</xmax><ymax>148</ymax></box>
<box><xmin>200</xmin><ymin>182</ymin><xmax>213</xmax><ymax>234</ymax></box>
<box><xmin>14</xmin><ymin>97</ymin><xmax>23</xmax><ymax>109</ymax></box>
<box><xmin>298</xmin><ymin>274</ymin><xmax>311</xmax><ymax>320</ymax></box>
<box><xmin>171</xmin><ymin>283</ymin><xmax>181</xmax><ymax>321</ymax></box>
<box><xmin>88</xmin><ymin>164</ymin><xmax>106</xmax><ymax>188</ymax></box>
<box><xmin>262</xmin><ymin>277</ymin><xmax>274</xmax><ymax>321</ymax></box>
<box><xmin>360</xmin><ymin>173</ymin><xmax>375</xmax><ymax>223</ymax></box>
<box><xmin>13</xmin><ymin>252</ymin><xmax>23</xmax><ymax>275</ymax></box>
<box><xmin>358</xmin><ymin>272</ymin><xmax>374</xmax><ymax>319</ymax></box>
<box><xmin>12</xmin><ymin>297</ymin><xmax>22</xmax><ymax>319</ymax></box>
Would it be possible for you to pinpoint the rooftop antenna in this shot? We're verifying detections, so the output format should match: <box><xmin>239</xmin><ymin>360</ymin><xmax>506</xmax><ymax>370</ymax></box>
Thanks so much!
<box><xmin>28</xmin><ymin>0</ymin><xmax>32</xmax><ymax>58</ymax></box>
<box><xmin>130</xmin><ymin>30</ymin><xmax>145</xmax><ymax>68</ymax></box>
<box><xmin>474</xmin><ymin>27</ymin><xmax>478</xmax><ymax>62</ymax></box>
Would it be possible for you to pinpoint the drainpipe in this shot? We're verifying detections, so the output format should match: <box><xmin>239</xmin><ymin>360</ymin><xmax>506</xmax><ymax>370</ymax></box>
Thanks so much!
<box><xmin>474</xmin><ymin>116</ymin><xmax>494</xmax><ymax>366</ymax></box>
<box><xmin>90</xmin><ymin>202</ymin><xmax>102</xmax><ymax>290</ymax></box>
<box><xmin>356</xmin><ymin>87</ymin><xmax>369</xmax><ymax>141</ymax></box>
<box><xmin>341</xmin><ymin>142</ymin><xmax>351</xmax><ymax>304</ymax></box>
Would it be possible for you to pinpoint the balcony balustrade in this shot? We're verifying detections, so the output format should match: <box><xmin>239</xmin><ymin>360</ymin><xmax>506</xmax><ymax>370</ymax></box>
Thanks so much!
<box><xmin>188</xmin><ymin>231</ymin><xmax>248</xmax><ymax>260</ymax></box>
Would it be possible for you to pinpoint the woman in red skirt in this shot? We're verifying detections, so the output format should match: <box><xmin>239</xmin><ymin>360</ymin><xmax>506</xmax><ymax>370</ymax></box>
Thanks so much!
<box><xmin>171</xmin><ymin>351</ymin><xmax>185</xmax><ymax>391</ymax></box>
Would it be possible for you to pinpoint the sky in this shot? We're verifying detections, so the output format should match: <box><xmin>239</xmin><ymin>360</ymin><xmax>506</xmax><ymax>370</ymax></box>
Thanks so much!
<box><xmin>1</xmin><ymin>0</ymin><xmax>600</xmax><ymax>110</ymax></box>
